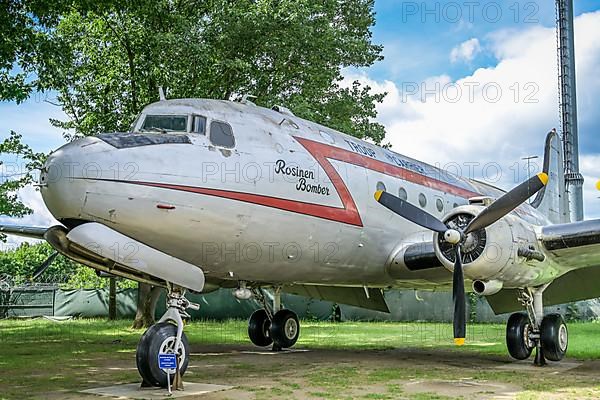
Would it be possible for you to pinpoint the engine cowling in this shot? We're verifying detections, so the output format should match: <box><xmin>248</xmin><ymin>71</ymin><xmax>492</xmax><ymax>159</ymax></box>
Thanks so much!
<box><xmin>432</xmin><ymin>205</ymin><xmax>548</xmax><ymax>288</ymax></box>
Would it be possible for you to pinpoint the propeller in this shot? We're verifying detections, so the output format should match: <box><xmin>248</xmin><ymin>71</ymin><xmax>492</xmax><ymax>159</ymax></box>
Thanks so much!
<box><xmin>374</xmin><ymin>172</ymin><xmax>548</xmax><ymax>345</ymax></box>
<box><xmin>31</xmin><ymin>251</ymin><xmax>59</xmax><ymax>281</ymax></box>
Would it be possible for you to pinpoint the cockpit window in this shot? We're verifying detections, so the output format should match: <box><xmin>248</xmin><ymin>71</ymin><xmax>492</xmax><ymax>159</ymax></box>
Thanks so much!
<box><xmin>142</xmin><ymin>115</ymin><xmax>188</xmax><ymax>132</ymax></box>
<box><xmin>210</xmin><ymin>121</ymin><xmax>235</xmax><ymax>148</ymax></box>
<box><xmin>192</xmin><ymin>115</ymin><xmax>206</xmax><ymax>135</ymax></box>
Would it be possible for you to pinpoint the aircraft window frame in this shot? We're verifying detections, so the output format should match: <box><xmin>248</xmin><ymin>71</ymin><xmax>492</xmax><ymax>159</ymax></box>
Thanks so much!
<box><xmin>436</xmin><ymin>198</ymin><xmax>444</xmax><ymax>213</ymax></box>
<box><xmin>209</xmin><ymin>120</ymin><xmax>236</xmax><ymax>148</ymax></box>
<box><xmin>320</xmin><ymin>130</ymin><xmax>335</xmax><ymax>144</ymax></box>
<box><xmin>192</xmin><ymin>115</ymin><xmax>207</xmax><ymax>135</ymax></box>
<box><xmin>418</xmin><ymin>193</ymin><xmax>427</xmax><ymax>208</ymax></box>
<box><xmin>141</xmin><ymin>114</ymin><xmax>189</xmax><ymax>133</ymax></box>
<box><xmin>398</xmin><ymin>187</ymin><xmax>408</xmax><ymax>201</ymax></box>
<box><xmin>376</xmin><ymin>181</ymin><xmax>386</xmax><ymax>192</ymax></box>
<box><xmin>129</xmin><ymin>114</ymin><xmax>142</xmax><ymax>132</ymax></box>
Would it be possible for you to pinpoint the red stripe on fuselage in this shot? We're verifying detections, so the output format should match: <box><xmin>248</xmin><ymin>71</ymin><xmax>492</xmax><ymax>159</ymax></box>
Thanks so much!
<box><xmin>130</xmin><ymin>181</ymin><xmax>364</xmax><ymax>226</ymax></box>
<box><xmin>294</xmin><ymin>136</ymin><xmax>478</xmax><ymax>199</ymax></box>
<box><xmin>113</xmin><ymin>136</ymin><xmax>479</xmax><ymax>227</ymax></box>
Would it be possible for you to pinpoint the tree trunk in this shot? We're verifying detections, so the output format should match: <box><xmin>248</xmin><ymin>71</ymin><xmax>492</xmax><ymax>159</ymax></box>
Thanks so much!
<box><xmin>132</xmin><ymin>283</ymin><xmax>162</xmax><ymax>329</ymax></box>
<box><xmin>108</xmin><ymin>277</ymin><xmax>117</xmax><ymax>320</ymax></box>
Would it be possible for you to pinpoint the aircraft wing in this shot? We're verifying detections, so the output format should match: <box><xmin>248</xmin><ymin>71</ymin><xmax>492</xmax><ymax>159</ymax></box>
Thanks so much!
<box><xmin>0</xmin><ymin>224</ymin><xmax>50</xmax><ymax>240</ymax></box>
<box><xmin>283</xmin><ymin>285</ymin><xmax>390</xmax><ymax>313</ymax></box>
<box><xmin>487</xmin><ymin>219</ymin><xmax>600</xmax><ymax>314</ymax></box>
<box><xmin>540</xmin><ymin>219</ymin><xmax>600</xmax><ymax>269</ymax></box>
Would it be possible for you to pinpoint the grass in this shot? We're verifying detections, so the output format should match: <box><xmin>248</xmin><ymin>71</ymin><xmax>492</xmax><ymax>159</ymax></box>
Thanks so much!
<box><xmin>1</xmin><ymin>318</ymin><xmax>600</xmax><ymax>399</ymax></box>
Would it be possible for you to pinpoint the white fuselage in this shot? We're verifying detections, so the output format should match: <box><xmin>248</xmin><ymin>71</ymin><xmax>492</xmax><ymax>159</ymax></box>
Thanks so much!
<box><xmin>40</xmin><ymin>99</ymin><xmax>558</xmax><ymax>291</ymax></box>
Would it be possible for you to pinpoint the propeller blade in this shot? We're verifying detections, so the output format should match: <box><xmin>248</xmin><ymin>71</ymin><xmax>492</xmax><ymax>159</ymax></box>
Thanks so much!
<box><xmin>452</xmin><ymin>245</ymin><xmax>466</xmax><ymax>345</ymax></box>
<box><xmin>31</xmin><ymin>251</ymin><xmax>59</xmax><ymax>281</ymax></box>
<box><xmin>374</xmin><ymin>190</ymin><xmax>448</xmax><ymax>233</ymax></box>
<box><xmin>464</xmin><ymin>172</ymin><xmax>548</xmax><ymax>234</ymax></box>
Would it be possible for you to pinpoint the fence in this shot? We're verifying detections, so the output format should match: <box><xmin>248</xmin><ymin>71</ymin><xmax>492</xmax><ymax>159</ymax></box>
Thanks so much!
<box><xmin>2</xmin><ymin>283</ymin><xmax>596</xmax><ymax>322</ymax></box>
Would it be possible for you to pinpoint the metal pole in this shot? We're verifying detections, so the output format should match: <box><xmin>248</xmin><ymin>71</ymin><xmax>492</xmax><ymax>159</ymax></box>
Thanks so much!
<box><xmin>556</xmin><ymin>0</ymin><xmax>584</xmax><ymax>221</ymax></box>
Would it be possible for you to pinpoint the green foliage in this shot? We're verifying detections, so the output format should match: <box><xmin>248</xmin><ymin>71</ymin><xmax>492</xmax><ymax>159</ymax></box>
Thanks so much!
<box><xmin>468</xmin><ymin>292</ymin><xmax>478</xmax><ymax>323</ymax></box>
<box><xmin>0</xmin><ymin>0</ymin><xmax>68</xmax><ymax>102</ymax></box>
<box><xmin>0</xmin><ymin>241</ymin><xmax>135</xmax><ymax>288</ymax></box>
<box><xmin>0</xmin><ymin>242</ymin><xmax>72</xmax><ymax>283</ymax></box>
<box><xmin>0</xmin><ymin>131</ymin><xmax>47</xmax><ymax>239</ymax></box>
<box><xmin>40</xmin><ymin>0</ymin><xmax>386</xmax><ymax>142</ymax></box>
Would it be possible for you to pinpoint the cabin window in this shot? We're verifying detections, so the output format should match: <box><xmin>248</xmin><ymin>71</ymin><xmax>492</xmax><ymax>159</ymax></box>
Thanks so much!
<box><xmin>398</xmin><ymin>187</ymin><xmax>408</xmax><ymax>201</ymax></box>
<box><xmin>436</xmin><ymin>198</ymin><xmax>444</xmax><ymax>212</ymax></box>
<box><xmin>192</xmin><ymin>115</ymin><xmax>207</xmax><ymax>134</ymax></box>
<box><xmin>142</xmin><ymin>115</ymin><xmax>188</xmax><ymax>132</ymax></box>
<box><xmin>320</xmin><ymin>130</ymin><xmax>335</xmax><ymax>144</ymax></box>
<box><xmin>210</xmin><ymin>120</ymin><xmax>235</xmax><ymax>148</ymax></box>
<box><xmin>376</xmin><ymin>181</ymin><xmax>386</xmax><ymax>192</ymax></box>
<box><xmin>418</xmin><ymin>193</ymin><xmax>427</xmax><ymax>208</ymax></box>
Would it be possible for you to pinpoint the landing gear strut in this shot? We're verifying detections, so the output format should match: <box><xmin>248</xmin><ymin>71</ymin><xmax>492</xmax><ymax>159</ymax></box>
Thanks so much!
<box><xmin>248</xmin><ymin>287</ymin><xmax>300</xmax><ymax>351</ymax></box>
<box><xmin>136</xmin><ymin>284</ymin><xmax>199</xmax><ymax>388</ymax></box>
<box><xmin>506</xmin><ymin>285</ymin><xmax>568</xmax><ymax>365</ymax></box>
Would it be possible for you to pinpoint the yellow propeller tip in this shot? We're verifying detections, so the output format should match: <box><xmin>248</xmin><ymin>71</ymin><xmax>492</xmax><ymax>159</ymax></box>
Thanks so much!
<box><xmin>454</xmin><ymin>338</ymin><xmax>465</xmax><ymax>346</ymax></box>
<box><xmin>374</xmin><ymin>190</ymin><xmax>383</xmax><ymax>201</ymax></box>
<box><xmin>537</xmin><ymin>172</ymin><xmax>549</xmax><ymax>186</ymax></box>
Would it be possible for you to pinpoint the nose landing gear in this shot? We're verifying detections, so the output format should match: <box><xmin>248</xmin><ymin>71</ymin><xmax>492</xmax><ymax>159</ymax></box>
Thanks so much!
<box><xmin>506</xmin><ymin>285</ymin><xmax>568</xmax><ymax>365</ymax></box>
<box><xmin>136</xmin><ymin>284</ymin><xmax>199</xmax><ymax>388</ymax></box>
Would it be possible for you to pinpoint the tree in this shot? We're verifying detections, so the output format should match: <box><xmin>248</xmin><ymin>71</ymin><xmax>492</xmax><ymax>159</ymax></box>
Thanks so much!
<box><xmin>0</xmin><ymin>0</ymin><xmax>68</xmax><ymax>230</ymax></box>
<box><xmin>4</xmin><ymin>0</ymin><xmax>386</xmax><ymax>327</ymax></box>
<box><xmin>44</xmin><ymin>0</ymin><xmax>386</xmax><ymax>142</ymax></box>
<box><xmin>0</xmin><ymin>241</ymin><xmax>137</xmax><ymax>288</ymax></box>
<box><xmin>0</xmin><ymin>132</ymin><xmax>45</xmax><ymax>242</ymax></box>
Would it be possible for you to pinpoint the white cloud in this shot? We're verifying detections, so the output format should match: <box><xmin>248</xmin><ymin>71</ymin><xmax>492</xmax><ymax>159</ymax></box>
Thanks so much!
<box><xmin>450</xmin><ymin>38</ymin><xmax>481</xmax><ymax>63</ymax></box>
<box><xmin>348</xmin><ymin>11</ymin><xmax>600</xmax><ymax>219</ymax></box>
<box><xmin>0</xmin><ymin>185</ymin><xmax>57</xmax><ymax>249</ymax></box>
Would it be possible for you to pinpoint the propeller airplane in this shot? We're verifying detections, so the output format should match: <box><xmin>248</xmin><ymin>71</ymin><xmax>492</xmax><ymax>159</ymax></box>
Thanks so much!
<box><xmin>2</xmin><ymin>97</ymin><xmax>599</xmax><ymax>386</ymax></box>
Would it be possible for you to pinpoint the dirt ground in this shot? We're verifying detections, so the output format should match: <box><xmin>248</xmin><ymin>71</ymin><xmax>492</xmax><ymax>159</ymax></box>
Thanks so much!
<box><xmin>43</xmin><ymin>343</ymin><xmax>600</xmax><ymax>400</ymax></box>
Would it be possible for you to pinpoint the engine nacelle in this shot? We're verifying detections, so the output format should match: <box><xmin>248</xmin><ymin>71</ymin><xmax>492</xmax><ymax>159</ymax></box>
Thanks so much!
<box><xmin>433</xmin><ymin>205</ymin><xmax>548</xmax><ymax>288</ymax></box>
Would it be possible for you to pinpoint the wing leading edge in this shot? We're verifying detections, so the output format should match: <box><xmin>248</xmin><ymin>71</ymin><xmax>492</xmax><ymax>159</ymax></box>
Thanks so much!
<box><xmin>0</xmin><ymin>224</ymin><xmax>50</xmax><ymax>240</ymax></box>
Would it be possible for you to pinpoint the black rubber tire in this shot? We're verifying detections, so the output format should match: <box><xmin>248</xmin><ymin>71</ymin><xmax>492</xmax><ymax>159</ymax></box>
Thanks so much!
<box><xmin>506</xmin><ymin>312</ymin><xmax>534</xmax><ymax>360</ymax></box>
<box><xmin>541</xmin><ymin>313</ymin><xmax>568</xmax><ymax>361</ymax></box>
<box><xmin>270</xmin><ymin>309</ymin><xmax>300</xmax><ymax>349</ymax></box>
<box><xmin>136</xmin><ymin>322</ymin><xmax>190</xmax><ymax>387</ymax></box>
<box><xmin>248</xmin><ymin>309</ymin><xmax>273</xmax><ymax>347</ymax></box>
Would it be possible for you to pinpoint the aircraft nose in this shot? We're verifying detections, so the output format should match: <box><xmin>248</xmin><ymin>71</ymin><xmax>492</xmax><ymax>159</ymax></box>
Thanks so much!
<box><xmin>40</xmin><ymin>137</ymin><xmax>106</xmax><ymax>222</ymax></box>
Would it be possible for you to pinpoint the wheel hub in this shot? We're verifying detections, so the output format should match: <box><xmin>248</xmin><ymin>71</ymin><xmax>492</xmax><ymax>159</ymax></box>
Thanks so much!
<box><xmin>558</xmin><ymin>324</ymin><xmax>568</xmax><ymax>351</ymax></box>
<box><xmin>159</xmin><ymin>336</ymin><xmax>186</xmax><ymax>361</ymax></box>
<box><xmin>284</xmin><ymin>319</ymin><xmax>298</xmax><ymax>340</ymax></box>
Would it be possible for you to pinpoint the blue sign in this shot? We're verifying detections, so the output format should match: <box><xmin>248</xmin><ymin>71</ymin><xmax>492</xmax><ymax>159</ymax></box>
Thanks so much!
<box><xmin>158</xmin><ymin>353</ymin><xmax>177</xmax><ymax>370</ymax></box>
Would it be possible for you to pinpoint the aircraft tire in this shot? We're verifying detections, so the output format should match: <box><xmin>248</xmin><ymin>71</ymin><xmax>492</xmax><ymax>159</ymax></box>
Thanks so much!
<box><xmin>270</xmin><ymin>309</ymin><xmax>300</xmax><ymax>349</ymax></box>
<box><xmin>506</xmin><ymin>312</ymin><xmax>534</xmax><ymax>360</ymax></box>
<box><xmin>136</xmin><ymin>322</ymin><xmax>189</xmax><ymax>387</ymax></box>
<box><xmin>248</xmin><ymin>309</ymin><xmax>273</xmax><ymax>347</ymax></box>
<box><xmin>540</xmin><ymin>314</ymin><xmax>568</xmax><ymax>361</ymax></box>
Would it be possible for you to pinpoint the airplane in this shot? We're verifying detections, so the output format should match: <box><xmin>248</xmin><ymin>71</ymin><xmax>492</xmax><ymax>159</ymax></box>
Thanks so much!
<box><xmin>2</xmin><ymin>97</ymin><xmax>599</xmax><ymax>387</ymax></box>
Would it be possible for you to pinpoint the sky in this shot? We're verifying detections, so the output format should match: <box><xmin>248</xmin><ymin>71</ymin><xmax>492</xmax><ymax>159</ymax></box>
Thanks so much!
<box><xmin>1</xmin><ymin>0</ymin><xmax>599</xmax><ymax>248</ymax></box>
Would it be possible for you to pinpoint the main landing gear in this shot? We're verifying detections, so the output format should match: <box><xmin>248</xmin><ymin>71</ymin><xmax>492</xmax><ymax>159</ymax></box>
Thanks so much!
<box><xmin>136</xmin><ymin>284</ymin><xmax>199</xmax><ymax>388</ymax></box>
<box><xmin>247</xmin><ymin>287</ymin><xmax>300</xmax><ymax>351</ymax></box>
<box><xmin>506</xmin><ymin>285</ymin><xmax>568</xmax><ymax>365</ymax></box>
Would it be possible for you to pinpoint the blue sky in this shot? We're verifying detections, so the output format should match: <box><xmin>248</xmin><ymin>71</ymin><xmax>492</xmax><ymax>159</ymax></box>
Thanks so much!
<box><xmin>0</xmin><ymin>0</ymin><xmax>599</xmax><ymax>245</ymax></box>
<box><xmin>368</xmin><ymin>0</ymin><xmax>600</xmax><ymax>81</ymax></box>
